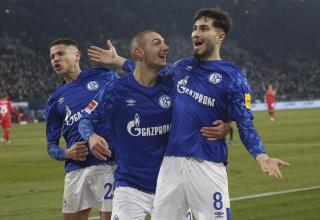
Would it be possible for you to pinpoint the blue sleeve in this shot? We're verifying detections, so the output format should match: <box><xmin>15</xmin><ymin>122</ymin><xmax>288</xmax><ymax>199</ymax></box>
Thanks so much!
<box><xmin>79</xmin><ymin>78</ymin><xmax>117</xmax><ymax>141</ymax></box>
<box><xmin>236</xmin><ymin>118</ymin><xmax>266</xmax><ymax>158</ymax></box>
<box><xmin>45</xmin><ymin>96</ymin><xmax>66</xmax><ymax>161</ymax></box>
<box><xmin>122</xmin><ymin>59</ymin><xmax>135</xmax><ymax>72</ymax></box>
<box><xmin>227</xmin><ymin>71</ymin><xmax>266</xmax><ymax>158</ymax></box>
<box><xmin>101</xmin><ymin>69</ymin><xmax>119</xmax><ymax>81</ymax></box>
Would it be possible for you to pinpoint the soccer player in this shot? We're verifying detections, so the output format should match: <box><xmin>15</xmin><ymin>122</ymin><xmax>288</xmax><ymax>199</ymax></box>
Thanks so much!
<box><xmin>150</xmin><ymin>8</ymin><xmax>290</xmax><ymax>220</ymax></box>
<box><xmin>45</xmin><ymin>38</ymin><xmax>117</xmax><ymax>220</ymax></box>
<box><xmin>79</xmin><ymin>30</ymin><xmax>229</xmax><ymax>220</ymax></box>
<box><xmin>264</xmin><ymin>84</ymin><xmax>276</xmax><ymax>121</ymax></box>
<box><xmin>0</xmin><ymin>92</ymin><xmax>22</xmax><ymax>144</ymax></box>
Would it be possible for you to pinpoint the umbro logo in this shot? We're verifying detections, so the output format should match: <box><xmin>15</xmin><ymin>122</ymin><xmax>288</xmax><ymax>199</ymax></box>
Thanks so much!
<box><xmin>126</xmin><ymin>99</ymin><xmax>136</xmax><ymax>106</ymax></box>
<box><xmin>186</xmin><ymin>66</ymin><xmax>193</xmax><ymax>71</ymax></box>
<box><xmin>58</xmin><ymin>97</ymin><xmax>65</xmax><ymax>104</ymax></box>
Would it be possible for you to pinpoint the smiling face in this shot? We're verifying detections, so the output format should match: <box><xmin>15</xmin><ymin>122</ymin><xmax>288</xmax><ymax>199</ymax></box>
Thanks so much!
<box><xmin>132</xmin><ymin>31</ymin><xmax>169</xmax><ymax>70</ymax></box>
<box><xmin>49</xmin><ymin>44</ymin><xmax>80</xmax><ymax>78</ymax></box>
<box><xmin>191</xmin><ymin>16</ymin><xmax>225</xmax><ymax>60</ymax></box>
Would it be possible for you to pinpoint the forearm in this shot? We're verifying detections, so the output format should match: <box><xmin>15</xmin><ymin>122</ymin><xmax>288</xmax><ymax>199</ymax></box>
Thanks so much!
<box><xmin>47</xmin><ymin>142</ymin><xmax>66</xmax><ymax>161</ymax></box>
<box><xmin>79</xmin><ymin>119</ymin><xmax>95</xmax><ymax>141</ymax></box>
<box><xmin>236</xmin><ymin>118</ymin><xmax>266</xmax><ymax>159</ymax></box>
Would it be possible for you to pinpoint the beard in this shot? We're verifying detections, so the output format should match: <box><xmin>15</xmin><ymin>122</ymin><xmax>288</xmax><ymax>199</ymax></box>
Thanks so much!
<box><xmin>192</xmin><ymin>41</ymin><xmax>215</xmax><ymax>60</ymax></box>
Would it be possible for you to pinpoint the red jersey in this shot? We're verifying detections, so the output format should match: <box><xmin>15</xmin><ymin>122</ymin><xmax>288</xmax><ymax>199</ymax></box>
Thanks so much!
<box><xmin>0</xmin><ymin>97</ymin><xmax>20</xmax><ymax>122</ymax></box>
<box><xmin>265</xmin><ymin>89</ymin><xmax>276</xmax><ymax>104</ymax></box>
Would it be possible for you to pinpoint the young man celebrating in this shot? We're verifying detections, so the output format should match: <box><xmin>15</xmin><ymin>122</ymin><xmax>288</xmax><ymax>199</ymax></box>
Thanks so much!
<box><xmin>150</xmin><ymin>8</ymin><xmax>290</xmax><ymax>220</ymax></box>
<box><xmin>45</xmin><ymin>38</ymin><xmax>117</xmax><ymax>220</ymax></box>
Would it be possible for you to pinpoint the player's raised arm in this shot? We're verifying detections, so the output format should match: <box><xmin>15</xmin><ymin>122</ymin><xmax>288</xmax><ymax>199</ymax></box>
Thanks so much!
<box><xmin>88</xmin><ymin>40</ymin><xmax>127</xmax><ymax>70</ymax></box>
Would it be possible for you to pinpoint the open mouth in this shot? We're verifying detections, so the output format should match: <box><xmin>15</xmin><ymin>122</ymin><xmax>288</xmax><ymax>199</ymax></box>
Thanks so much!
<box><xmin>54</xmin><ymin>63</ymin><xmax>62</xmax><ymax>71</ymax></box>
<box><xmin>159</xmin><ymin>54</ymin><xmax>167</xmax><ymax>59</ymax></box>
<box><xmin>193</xmin><ymin>40</ymin><xmax>204</xmax><ymax>48</ymax></box>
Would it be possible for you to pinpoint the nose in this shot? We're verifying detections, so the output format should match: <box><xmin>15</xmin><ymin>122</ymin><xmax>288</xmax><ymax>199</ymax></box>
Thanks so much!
<box><xmin>53</xmin><ymin>56</ymin><xmax>60</xmax><ymax>63</ymax></box>
<box><xmin>164</xmin><ymin>43</ymin><xmax>170</xmax><ymax>51</ymax></box>
<box><xmin>191</xmin><ymin>29</ymin><xmax>199</xmax><ymax>39</ymax></box>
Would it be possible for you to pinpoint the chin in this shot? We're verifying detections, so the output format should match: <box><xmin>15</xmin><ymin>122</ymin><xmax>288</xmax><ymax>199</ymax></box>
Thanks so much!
<box><xmin>193</xmin><ymin>50</ymin><xmax>202</xmax><ymax>58</ymax></box>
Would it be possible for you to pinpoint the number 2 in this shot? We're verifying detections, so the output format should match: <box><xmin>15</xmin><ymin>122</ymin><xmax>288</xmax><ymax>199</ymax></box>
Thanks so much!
<box><xmin>104</xmin><ymin>183</ymin><xmax>113</xmax><ymax>200</ymax></box>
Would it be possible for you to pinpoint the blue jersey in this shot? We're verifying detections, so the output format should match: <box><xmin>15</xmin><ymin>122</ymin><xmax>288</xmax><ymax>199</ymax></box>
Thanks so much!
<box><xmin>45</xmin><ymin>68</ymin><xmax>118</xmax><ymax>173</ymax></box>
<box><xmin>166</xmin><ymin>57</ymin><xmax>266</xmax><ymax>164</ymax></box>
<box><xmin>79</xmin><ymin>72</ymin><xmax>173</xmax><ymax>193</ymax></box>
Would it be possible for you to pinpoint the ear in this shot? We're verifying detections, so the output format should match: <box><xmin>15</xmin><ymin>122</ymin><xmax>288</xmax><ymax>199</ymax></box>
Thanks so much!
<box><xmin>217</xmin><ymin>32</ymin><xmax>226</xmax><ymax>44</ymax></box>
<box><xmin>133</xmin><ymin>47</ymin><xmax>144</xmax><ymax>61</ymax></box>
<box><xmin>75</xmin><ymin>50</ymin><xmax>81</xmax><ymax>62</ymax></box>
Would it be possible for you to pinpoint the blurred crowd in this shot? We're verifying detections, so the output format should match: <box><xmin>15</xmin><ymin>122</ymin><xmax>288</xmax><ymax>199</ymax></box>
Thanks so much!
<box><xmin>0</xmin><ymin>0</ymin><xmax>319</xmax><ymax>102</ymax></box>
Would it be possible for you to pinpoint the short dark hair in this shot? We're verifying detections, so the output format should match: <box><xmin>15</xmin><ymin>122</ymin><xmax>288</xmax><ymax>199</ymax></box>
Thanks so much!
<box><xmin>194</xmin><ymin>8</ymin><xmax>232</xmax><ymax>34</ymax></box>
<box><xmin>49</xmin><ymin>38</ymin><xmax>79</xmax><ymax>49</ymax></box>
<box><xmin>130</xmin><ymin>30</ymin><xmax>158</xmax><ymax>59</ymax></box>
<box><xmin>130</xmin><ymin>30</ymin><xmax>157</xmax><ymax>51</ymax></box>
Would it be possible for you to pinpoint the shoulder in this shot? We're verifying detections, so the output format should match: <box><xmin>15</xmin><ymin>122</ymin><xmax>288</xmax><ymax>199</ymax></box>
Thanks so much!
<box><xmin>84</xmin><ymin>67</ymin><xmax>111</xmax><ymax>75</ymax></box>
<box><xmin>173</xmin><ymin>56</ymin><xmax>194</xmax><ymax>68</ymax></box>
<box><xmin>46</xmin><ymin>85</ymin><xmax>66</xmax><ymax>107</ymax></box>
<box><xmin>217</xmin><ymin>61</ymin><xmax>247</xmax><ymax>82</ymax></box>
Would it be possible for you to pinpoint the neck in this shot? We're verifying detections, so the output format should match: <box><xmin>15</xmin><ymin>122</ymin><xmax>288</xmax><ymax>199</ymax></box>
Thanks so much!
<box><xmin>63</xmin><ymin>66</ymin><xmax>81</xmax><ymax>83</ymax></box>
<box><xmin>133</xmin><ymin>62</ymin><xmax>159</xmax><ymax>87</ymax></box>
<box><xmin>200</xmin><ymin>45</ymin><xmax>221</xmax><ymax>61</ymax></box>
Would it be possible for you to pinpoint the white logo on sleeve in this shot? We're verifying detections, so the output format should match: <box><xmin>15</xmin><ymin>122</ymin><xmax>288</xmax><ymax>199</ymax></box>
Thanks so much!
<box><xmin>127</xmin><ymin>113</ymin><xmax>171</xmax><ymax>137</ymax></box>
<box><xmin>159</xmin><ymin>95</ymin><xmax>171</xmax><ymax>108</ymax></box>
<box><xmin>86</xmin><ymin>81</ymin><xmax>99</xmax><ymax>91</ymax></box>
<box><xmin>208</xmin><ymin>72</ymin><xmax>222</xmax><ymax>84</ymax></box>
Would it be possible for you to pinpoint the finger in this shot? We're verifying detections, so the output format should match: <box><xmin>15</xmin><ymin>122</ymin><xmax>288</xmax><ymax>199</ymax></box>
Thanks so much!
<box><xmin>88</xmin><ymin>49</ymin><xmax>102</xmax><ymax>56</ymax></box>
<box><xmin>76</xmin><ymin>141</ymin><xmax>87</xmax><ymax>145</ymax></box>
<box><xmin>275</xmin><ymin>167</ymin><xmax>283</xmax><ymax>179</ymax></box>
<box><xmin>78</xmin><ymin>148</ymin><xmax>89</xmax><ymax>154</ymax></box>
<box><xmin>100</xmin><ymin>139</ymin><xmax>112</xmax><ymax>157</ymax></box>
<box><xmin>278</xmin><ymin>160</ymin><xmax>290</xmax><ymax>167</ymax></box>
<box><xmin>212</xmin><ymin>120</ymin><xmax>223</xmax><ymax>126</ymax></box>
<box><xmin>92</xmin><ymin>149</ymin><xmax>107</xmax><ymax>160</ymax></box>
<box><xmin>107</xmin><ymin>40</ymin><xmax>115</xmax><ymax>50</ymax></box>
<box><xmin>75</xmin><ymin>144</ymin><xmax>88</xmax><ymax>150</ymax></box>
<box><xmin>88</xmin><ymin>52</ymin><xmax>102</xmax><ymax>59</ymax></box>
<box><xmin>79</xmin><ymin>156</ymin><xmax>87</xmax><ymax>161</ymax></box>
<box><xmin>201</xmin><ymin>132</ymin><xmax>220</xmax><ymax>138</ymax></box>
<box><xmin>201</xmin><ymin>127</ymin><xmax>220</xmax><ymax>132</ymax></box>
<box><xmin>201</xmin><ymin>130</ymin><xmax>220</xmax><ymax>136</ymax></box>
<box><xmin>88</xmin><ymin>54</ymin><xmax>101</xmax><ymax>60</ymax></box>
<box><xmin>207</xmin><ymin>137</ymin><xmax>219</xmax><ymax>141</ymax></box>
<box><xmin>94</xmin><ymin>142</ymin><xmax>108</xmax><ymax>155</ymax></box>
<box><xmin>90</xmin><ymin>46</ymin><xmax>104</xmax><ymax>52</ymax></box>
<box><xmin>90</xmin><ymin>57</ymin><xmax>101</xmax><ymax>63</ymax></box>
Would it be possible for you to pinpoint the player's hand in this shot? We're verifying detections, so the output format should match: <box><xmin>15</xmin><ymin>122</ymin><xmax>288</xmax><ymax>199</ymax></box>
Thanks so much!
<box><xmin>65</xmin><ymin>141</ymin><xmax>89</xmax><ymax>161</ymax></box>
<box><xmin>88</xmin><ymin>133</ymin><xmax>111</xmax><ymax>160</ymax></box>
<box><xmin>88</xmin><ymin>40</ymin><xmax>125</xmax><ymax>68</ymax></box>
<box><xmin>256</xmin><ymin>154</ymin><xmax>290</xmax><ymax>179</ymax></box>
<box><xmin>200</xmin><ymin>120</ymin><xmax>230</xmax><ymax>141</ymax></box>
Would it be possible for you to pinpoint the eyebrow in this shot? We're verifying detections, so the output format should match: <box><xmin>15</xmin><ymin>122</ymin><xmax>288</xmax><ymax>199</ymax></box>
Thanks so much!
<box><xmin>152</xmin><ymin>38</ymin><xmax>162</xmax><ymax>43</ymax></box>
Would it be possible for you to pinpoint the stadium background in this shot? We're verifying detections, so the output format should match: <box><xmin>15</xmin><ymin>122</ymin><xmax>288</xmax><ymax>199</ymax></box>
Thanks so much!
<box><xmin>0</xmin><ymin>0</ymin><xmax>319</xmax><ymax>219</ymax></box>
